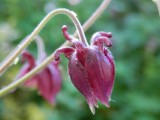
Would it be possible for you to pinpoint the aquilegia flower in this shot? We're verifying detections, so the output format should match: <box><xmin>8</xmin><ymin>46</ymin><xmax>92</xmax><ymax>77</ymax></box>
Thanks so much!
<box><xmin>55</xmin><ymin>25</ymin><xmax>115</xmax><ymax>114</ymax></box>
<box><xmin>16</xmin><ymin>50</ymin><xmax>61</xmax><ymax>104</ymax></box>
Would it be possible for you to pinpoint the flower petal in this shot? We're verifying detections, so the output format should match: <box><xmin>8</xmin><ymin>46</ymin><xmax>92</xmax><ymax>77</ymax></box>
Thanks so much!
<box><xmin>68</xmin><ymin>52</ymin><xmax>97</xmax><ymax>114</ymax></box>
<box><xmin>85</xmin><ymin>47</ymin><xmax>115</xmax><ymax>107</ymax></box>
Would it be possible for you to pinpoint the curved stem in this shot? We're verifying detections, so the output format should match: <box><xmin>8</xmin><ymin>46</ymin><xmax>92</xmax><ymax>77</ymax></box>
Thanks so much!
<box><xmin>0</xmin><ymin>8</ymin><xmax>88</xmax><ymax>73</ymax></box>
<box><xmin>72</xmin><ymin>0</ymin><xmax>112</xmax><ymax>38</ymax></box>
<box><xmin>60</xmin><ymin>0</ymin><xmax>111</xmax><ymax>47</ymax></box>
<box><xmin>0</xmin><ymin>0</ymin><xmax>112</xmax><ymax>97</ymax></box>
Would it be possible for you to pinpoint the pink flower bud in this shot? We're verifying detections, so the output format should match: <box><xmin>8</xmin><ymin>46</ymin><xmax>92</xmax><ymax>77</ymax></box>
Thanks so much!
<box><xmin>55</xmin><ymin>25</ymin><xmax>115</xmax><ymax>114</ymax></box>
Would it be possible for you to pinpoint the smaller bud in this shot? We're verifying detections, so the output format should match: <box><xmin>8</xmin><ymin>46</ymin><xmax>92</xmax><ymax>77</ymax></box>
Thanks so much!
<box><xmin>16</xmin><ymin>51</ymin><xmax>62</xmax><ymax>104</ymax></box>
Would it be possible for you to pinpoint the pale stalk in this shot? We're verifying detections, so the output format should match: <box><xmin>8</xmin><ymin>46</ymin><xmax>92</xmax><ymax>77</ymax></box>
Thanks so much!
<box><xmin>34</xmin><ymin>35</ymin><xmax>46</xmax><ymax>62</ymax></box>
<box><xmin>0</xmin><ymin>0</ymin><xmax>112</xmax><ymax>97</ymax></box>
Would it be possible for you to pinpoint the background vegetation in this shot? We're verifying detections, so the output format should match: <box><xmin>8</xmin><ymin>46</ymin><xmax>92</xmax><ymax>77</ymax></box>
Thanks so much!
<box><xmin>0</xmin><ymin>0</ymin><xmax>160</xmax><ymax>120</ymax></box>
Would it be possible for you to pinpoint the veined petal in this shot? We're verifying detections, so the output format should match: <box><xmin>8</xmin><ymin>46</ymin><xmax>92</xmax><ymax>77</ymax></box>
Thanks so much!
<box><xmin>68</xmin><ymin>52</ymin><xmax>97</xmax><ymax>114</ymax></box>
<box><xmin>85</xmin><ymin>47</ymin><xmax>115</xmax><ymax>107</ymax></box>
<box><xmin>37</xmin><ymin>67</ymin><xmax>54</xmax><ymax>104</ymax></box>
<box><xmin>47</xmin><ymin>61</ymin><xmax>61</xmax><ymax>103</ymax></box>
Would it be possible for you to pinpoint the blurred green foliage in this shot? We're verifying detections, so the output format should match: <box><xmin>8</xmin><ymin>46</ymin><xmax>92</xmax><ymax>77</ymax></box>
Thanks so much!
<box><xmin>0</xmin><ymin>0</ymin><xmax>160</xmax><ymax>120</ymax></box>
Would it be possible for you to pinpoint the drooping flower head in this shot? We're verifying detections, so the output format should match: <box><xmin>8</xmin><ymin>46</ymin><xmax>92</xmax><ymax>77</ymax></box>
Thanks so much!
<box><xmin>55</xmin><ymin>25</ymin><xmax>115</xmax><ymax>114</ymax></box>
<box><xmin>16</xmin><ymin>37</ymin><xmax>61</xmax><ymax>104</ymax></box>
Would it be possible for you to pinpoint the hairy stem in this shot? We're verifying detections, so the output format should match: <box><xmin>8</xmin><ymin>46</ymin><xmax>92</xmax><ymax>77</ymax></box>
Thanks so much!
<box><xmin>0</xmin><ymin>0</ymin><xmax>112</xmax><ymax>97</ymax></box>
<box><xmin>0</xmin><ymin>8</ymin><xmax>88</xmax><ymax>73</ymax></box>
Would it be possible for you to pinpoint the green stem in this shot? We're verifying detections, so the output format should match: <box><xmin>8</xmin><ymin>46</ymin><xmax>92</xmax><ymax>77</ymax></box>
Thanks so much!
<box><xmin>0</xmin><ymin>0</ymin><xmax>112</xmax><ymax>97</ymax></box>
<box><xmin>0</xmin><ymin>8</ymin><xmax>88</xmax><ymax>74</ymax></box>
